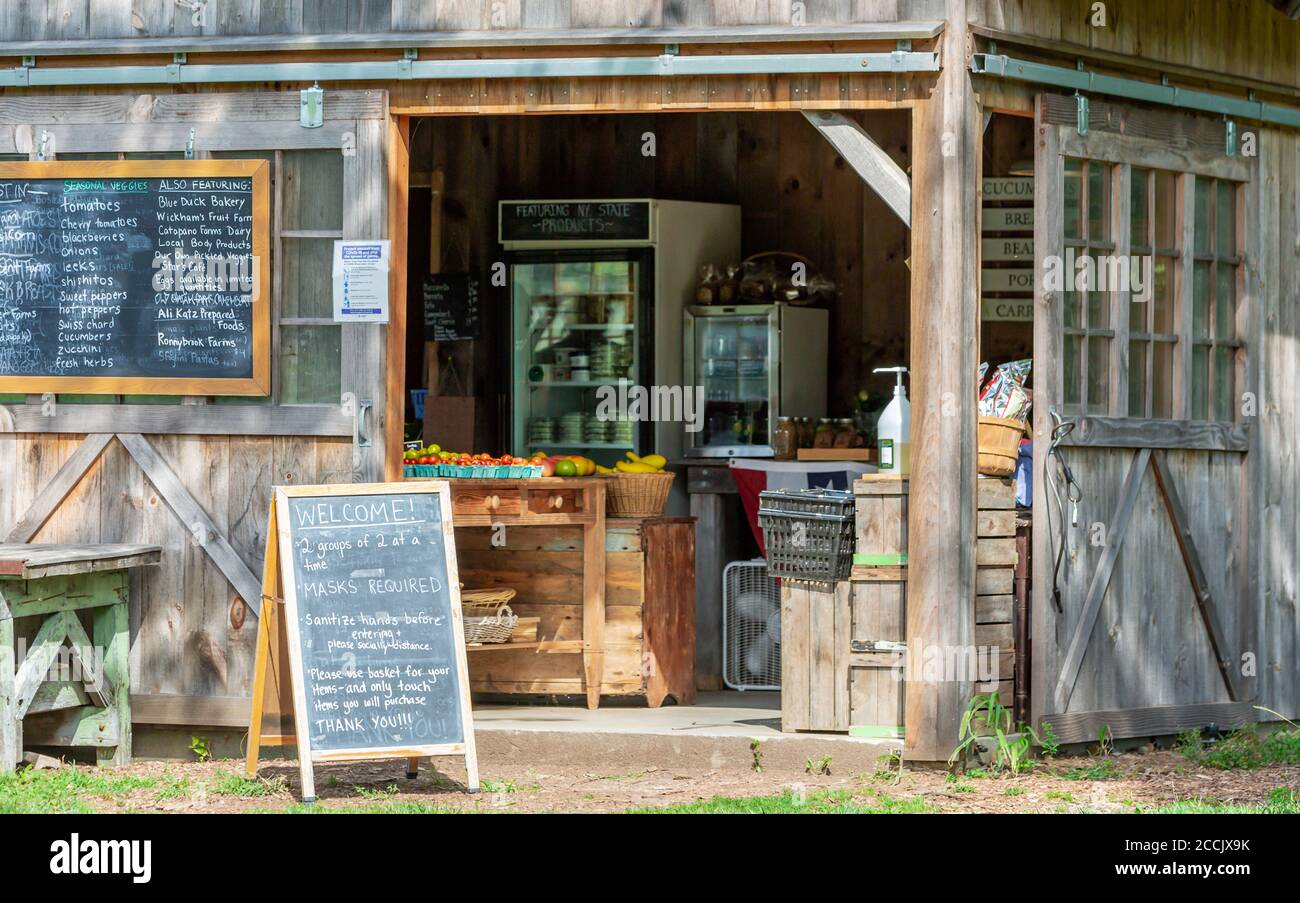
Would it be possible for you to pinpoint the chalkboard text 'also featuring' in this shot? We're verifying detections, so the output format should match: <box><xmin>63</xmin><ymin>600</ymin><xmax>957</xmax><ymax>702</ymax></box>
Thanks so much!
<box><xmin>0</xmin><ymin>161</ymin><xmax>269</xmax><ymax>393</ymax></box>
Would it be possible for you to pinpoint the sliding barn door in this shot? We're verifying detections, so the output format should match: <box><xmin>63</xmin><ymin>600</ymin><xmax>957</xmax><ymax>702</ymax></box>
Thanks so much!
<box><xmin>1030</xmin><ymin>95</ymin><xmax>1259</xmax><ymax>744</ymax></box>
<box><xmin>0</xmin><ymin>90</ymin><xmax>394</xmax><ymax>724</ymax></box>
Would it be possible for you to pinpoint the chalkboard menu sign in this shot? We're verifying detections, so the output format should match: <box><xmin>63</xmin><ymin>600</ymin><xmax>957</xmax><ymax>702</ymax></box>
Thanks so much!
<box><xmin>499</xmin><ymin>199</ymin><xmax>653</xmax><ymax>243</ymax></box>
<box><xmin>422</xmin><ymin>273</ymin><xmax>480</xmax><ymax>341</ymax></box>
<box><xmin>0</xmin><ymin>160</ymin><xmax>270</xmax><ymax>395</ymax></box>
<box><xmin>256</xmin><ymin>482</ymin><xmax>478</xmax><ymax>799</ymax></box>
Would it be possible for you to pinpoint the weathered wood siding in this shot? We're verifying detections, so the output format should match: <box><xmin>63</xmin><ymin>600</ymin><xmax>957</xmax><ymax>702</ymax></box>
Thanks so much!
<box><xmin>1255</xmin><ymin>125</ymin><xmax>1299</xmax><ymax>719</ymax></box>
<box><xmin>978</xmin><ymin>0</ymin><xmax>1300</xmax><ymax>91</ymax></box>
<box><xmin>0</xmin><ymin>433</ymin><xmax>352</xmax><ymax>700</ymax></box>
<box><xmin>0</xmin><ymin>89</ymin><xmax>394</xmax><ymax>725</ymax></box>
<box><xmin>0</xmin><ymin>0</ymin><xmax>945</xmax><ymax>40</ymax></box>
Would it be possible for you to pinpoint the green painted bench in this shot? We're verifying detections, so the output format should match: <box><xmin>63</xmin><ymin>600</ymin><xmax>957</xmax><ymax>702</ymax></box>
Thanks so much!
<box><xmin>0</xmin><ymin>544</ymin><xmax>161</xmax><ymax>770</ymax></box>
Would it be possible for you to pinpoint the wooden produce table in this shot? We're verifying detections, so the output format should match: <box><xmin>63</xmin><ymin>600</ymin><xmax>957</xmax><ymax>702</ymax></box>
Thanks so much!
<box><xmin>450</xmin><ymin>488</ymin><xmax>697</xmax><ymax>708</ymax></box>
<box><xmin>436</xmin><ymin>478</ymin><xmax>608</xmax><ymax>709</ymax></box>
<box><xmin>0</xmin><ymin>544</ymin><xmax>160</xmax><ymax>770</ymax></box>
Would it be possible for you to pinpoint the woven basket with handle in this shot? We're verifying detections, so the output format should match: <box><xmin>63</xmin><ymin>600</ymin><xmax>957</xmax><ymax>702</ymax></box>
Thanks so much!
<box><xmin>460</xmin><ymin>587</ymin><xmax>517</xmax><ymax>617</ymax></box>
<box><xmin>601</xmin><ymin>471</ymin><xmax>675</xmax><ymax>518</ymax></box>
<box><xmin>463</xmin><ymin>604</ymin><xmax>518</xmax><ymax>644</ymax></box>
<box><xmin>977</xmin><ymin>416</ymin><xmax>1025</xmax><ymax>477</ymax></box>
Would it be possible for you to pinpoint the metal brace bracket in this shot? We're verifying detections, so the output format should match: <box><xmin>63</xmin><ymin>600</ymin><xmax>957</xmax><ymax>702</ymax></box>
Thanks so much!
<box><xmin>1225</xmin><ymin>117</ymin><xmax>1237</xmax><ymax>157</ymax></box>
<box><xmin>656</xmin><ymin>43</ymin><xmax>680</xmax><ymax>76</ymax></box>
<box><xmin>300</xmin><ymin>82</ymin><xmax>324</xmax><ymax>128</ymax></box>
<box><xmin>1075</xmin><ymin>93</ymin><xmax>1090</xmax><ymax>135</ymax></box>
<box><xmin>399</xmin><ymin>47</ymin><xmax>417</xmax><ymax>78</ymax></box>
<box><xmin>36</xmin><ymin>129</ymin><xmax>51</xmax><ymax>161</ymax></box>
<box><xmin>895</xmin><ymin>39</ymin><xmax>912</xmax><ymax>51</ymax></box>
<box><xmin>9</xmin><ymin>56</ymin><xmax>35</xmax><ymax>86</ymax></box>
<box><xmin>184</xmin><ymin>127</ymin><xmax>196</xmax><ymax>160</ymax></box>
<box><xmin>887</xmin><ymin>50</ymin><xmax>913</xmax><ymax>71</ymax></box>
<box><xmin>166</xmin><ymin>52</ymin><xmax>186</xmax><ymax>83</ymax></box>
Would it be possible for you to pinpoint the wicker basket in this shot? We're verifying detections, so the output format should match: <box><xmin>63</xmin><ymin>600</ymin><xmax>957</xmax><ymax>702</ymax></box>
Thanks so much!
<box><xmin>460</xmin><ymin>587</ymin><xmax>517</xmax><ymax>616</ymax></box>
<box><xmin>977</xmin><ymin>416</ymin><xmax>1026</xmax><ymax>477</ymax></box>
<box><xmin>600</xmin><ymin>471</ymin><xmax>675</xmax><ymax>518</ymax></box>
<box><xmin>463</xmin><ymin>604</ymin><xmax>518</xmax><ymax>644</ymax></box>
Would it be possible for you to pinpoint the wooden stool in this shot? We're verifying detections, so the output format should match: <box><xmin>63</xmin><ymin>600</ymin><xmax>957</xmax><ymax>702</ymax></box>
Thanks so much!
<box><xmin>0</xmin><ymin>544</ymin><xmax>160</xmax><ymax>770</ymax></box>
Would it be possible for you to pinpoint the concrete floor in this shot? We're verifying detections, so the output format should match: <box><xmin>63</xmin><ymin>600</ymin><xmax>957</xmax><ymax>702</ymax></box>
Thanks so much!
<box><xmin>474</xmin><ymin>690</ymin><xmax>887</xmax><ymax>746</ymax></box>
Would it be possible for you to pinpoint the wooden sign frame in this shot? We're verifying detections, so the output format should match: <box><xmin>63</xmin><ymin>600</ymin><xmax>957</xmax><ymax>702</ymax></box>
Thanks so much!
<box><xmin>245</xmin><ymin>481</ymin><xmax>479</xmax><ymax>802</ymax></box>
<box><xmin>0</xmin><ymin>159</ymin><xmax>271</xmax><ymax>396</ymax></box>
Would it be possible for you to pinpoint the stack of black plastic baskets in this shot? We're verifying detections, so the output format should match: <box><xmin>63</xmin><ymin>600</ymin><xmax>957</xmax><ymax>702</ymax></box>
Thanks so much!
<box><xmin>757</xmin><ymin>487</ymin><xmax>856</xmax><ymax>588</ymax></box>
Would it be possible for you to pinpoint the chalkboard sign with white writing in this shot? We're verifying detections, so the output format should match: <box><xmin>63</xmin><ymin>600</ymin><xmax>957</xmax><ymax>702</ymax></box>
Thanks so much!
<box><xmin>499</xmin><ymin>199</ymin><xmax>652</xmax><ymax>243</ymax></box>
<box><xmin>279</xmin><ymin>486</ymin><xmax>469</xmax><ymax>755</ymax></box>
<box><xmin>0</xmin><ymin>160</ymin><xmax>270</xmax><ymax>395</ymax></box>
<box><xmin>423</xmin><ymin>273</ymin><xmax>480</xmax><ymax>342</ymax></box>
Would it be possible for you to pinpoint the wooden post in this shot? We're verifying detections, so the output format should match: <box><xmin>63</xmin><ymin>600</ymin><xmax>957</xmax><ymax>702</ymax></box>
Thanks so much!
<box><xmin>0</xmin><ymin>611</ymin><xmax>16</xmax><ymax>769</ymax></box>
<box><xmin>904</xmin><ymin>0</ymin><xmax>980</xmax><ymax>764</ymax></box>
<box><xmin>385</xmin><ymin>114</ymin><xmax>411</xmax><ymax>482</ymax></box>
<box><xmin>93</xmin><ymin>597</ymin><xmax>131</xmax><ymax>767</ymax></box>
<box><xmin>423</xmin><ymin>170</ymin><xmax>445</xmax><ymax>447</ymax></box>
<box><xmin>582</xmin><ymin>480</ymin><xmax>607</xmax><ymax>710</ymax></box>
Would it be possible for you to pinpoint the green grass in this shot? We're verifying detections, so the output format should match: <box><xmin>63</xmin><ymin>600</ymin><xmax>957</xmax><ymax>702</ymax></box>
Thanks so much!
<box><xmin>1135</xmin><ymin>787</ymin><xmax>1299</xmax><ymax>815</ymax></box>
<box><xmin>210</xmin><ymin>770</ymin><xmax>287</xmax><ymax>798</ymax></box>
<box><xmin>626</xmin><ymin>788</ymin><xmax>936</xmax><ymax>814</ymax></box>
<box><xmin>1058</xmin><ymin>758</ymin><xmax>1122</xmax><ymax>781</ymax></box>
<box><xmin>1178</xmin><ymin>725</ymin><xmax>1300</xmax><ymax>770</ymax></box>
<box><xmin>273</xmin><ymin>799</ymin><xmax>461</xmax><ymax>815</ymax></box>
<box><xmin>0</xmin><ymin>768</ymin><xmax>168</xmax><ymax>814</ymax></box>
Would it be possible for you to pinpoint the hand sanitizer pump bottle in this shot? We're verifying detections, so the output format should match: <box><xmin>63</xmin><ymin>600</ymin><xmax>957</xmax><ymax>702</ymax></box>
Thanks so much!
<box><xmin>872</xmin><ymin>367</ymin><xmax>910</xmax><ymax>475</ymax></box>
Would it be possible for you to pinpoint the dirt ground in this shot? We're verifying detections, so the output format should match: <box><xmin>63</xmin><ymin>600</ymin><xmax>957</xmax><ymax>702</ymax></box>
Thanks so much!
<box><xmin>49</xmin><ymin>746</ymin><xmax>1300</xmax><ymax>814</ymax></box>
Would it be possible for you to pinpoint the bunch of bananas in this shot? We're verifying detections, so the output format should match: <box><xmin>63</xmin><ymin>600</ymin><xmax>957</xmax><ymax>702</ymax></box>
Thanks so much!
<box><xmin>598</xmin><ymin>451</ymin><xmax>669</xmax><ymax>474</ymax></box>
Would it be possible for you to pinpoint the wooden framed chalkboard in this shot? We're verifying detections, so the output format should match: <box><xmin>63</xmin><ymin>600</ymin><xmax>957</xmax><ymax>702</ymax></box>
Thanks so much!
<box><xmin>0</xmin><ymin>159</ymin><xmax>271</xmax><ymax>395</ymax></box>
<box><xmin>245</xmin><ymin>482</ymin><xmax>479</xmax><ymax>801</ymax></box>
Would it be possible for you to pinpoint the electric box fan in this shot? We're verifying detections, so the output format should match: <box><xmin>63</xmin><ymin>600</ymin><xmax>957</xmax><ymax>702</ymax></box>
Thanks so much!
<box><xmin>722</xmin><ymin>559</ymin><xmax>782</xmax><ymax>690</ymax></box>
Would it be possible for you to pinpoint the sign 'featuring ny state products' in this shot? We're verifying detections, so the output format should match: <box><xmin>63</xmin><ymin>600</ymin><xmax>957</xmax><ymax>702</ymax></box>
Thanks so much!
<box><xmin>0</xmin><ymin>160</ymin><xmax>270</xmax><ymax>395</ymax></box>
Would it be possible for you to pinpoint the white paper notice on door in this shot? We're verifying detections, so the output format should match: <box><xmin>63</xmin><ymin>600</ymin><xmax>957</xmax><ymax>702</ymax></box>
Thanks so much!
<box><xmin>332</xmin><ymin>239</ymin><xmax>391</xmax><ymax>323</ymax></box>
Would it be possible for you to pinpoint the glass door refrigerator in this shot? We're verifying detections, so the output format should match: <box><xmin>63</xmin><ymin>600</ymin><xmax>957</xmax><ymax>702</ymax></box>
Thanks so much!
<box><xmin>507</xmin><ymin>249</ymin><xmax>652</xmax><ymax>463</ymax></box>
<box><xmin>500</xmin><ymin>199</ymin><xmax>742</xmax><ymax>477</ymax></box>
<box><xmin>683</xmin><ymin>303</ymin><xmax>829</xmax><ymax>457</ymax></box>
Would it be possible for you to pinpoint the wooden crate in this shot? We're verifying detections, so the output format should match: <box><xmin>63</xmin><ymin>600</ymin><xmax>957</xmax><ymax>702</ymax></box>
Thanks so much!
<box><xmin>781</xmin><ymin>475</ymin><xmax>909</xmax><ymax>735</ymax></box>
<box><xmin>785</xmin><ymin>475</ymin><xmax>1021</xmax><ymax>734</ymax></box>
<box><xmin>780</xmin><ymin>581</ymin><xmax>905</xmax><ymax>736</ymax></box>
<box><xmin>975</xmin><ymin>477</ymin><xmax>1017</xmax><ymax>705</ymax></box>
<box><xmin>455</xmin><ymin>516</ymin><xmax>696</xmax><ymax>707</ymax></box>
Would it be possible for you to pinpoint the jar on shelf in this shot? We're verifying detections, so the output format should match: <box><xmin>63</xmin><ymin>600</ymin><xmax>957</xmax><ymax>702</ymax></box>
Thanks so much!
<box><xmin>696</xmin><ymin>264</ymin><xmax>722</xmax><ymax>305</ymax></box>
<box><xmin>813</xmin><ymin>417</ymin><xmax>835</xmax><ymax>448</ymax></box>
<box><xmin>833</xmin><ymin>418</ymin><xmax>856</xmax><ymax>448</ymax></box>
<box><xmin>773</xmin><ymin>417</ymin><xmax>798</xmax><ymax>460</ymax></box>
<box><xmin>798</xmin><ymin>417</ymin><xmax>814</xmax><ymax>448</ymax></box>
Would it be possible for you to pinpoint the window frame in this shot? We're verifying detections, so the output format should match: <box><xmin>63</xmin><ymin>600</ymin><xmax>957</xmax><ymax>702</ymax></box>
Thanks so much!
<box><xmin>1055</xmin><ymin>135</ymin><xmax>1251</xmax><ymax>427</ymax></box>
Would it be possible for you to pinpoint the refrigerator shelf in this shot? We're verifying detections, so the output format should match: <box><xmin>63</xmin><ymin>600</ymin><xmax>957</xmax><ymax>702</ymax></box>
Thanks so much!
<box><xmin>528</xmin><ymin>380</ymin><xmax>633</xmax><ymax>388</ymax></box>
<box><xmin>530</xmin><ymin>323</ymin><xmax>636</xmax><ymax>333</ymax></box>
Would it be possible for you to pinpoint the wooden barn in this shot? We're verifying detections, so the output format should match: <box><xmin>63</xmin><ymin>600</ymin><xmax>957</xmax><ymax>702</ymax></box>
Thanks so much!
<box><xmin>0</xmin><ymin>0</ymin><xmax>1297</xmax><ymax>768</ymax></box>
